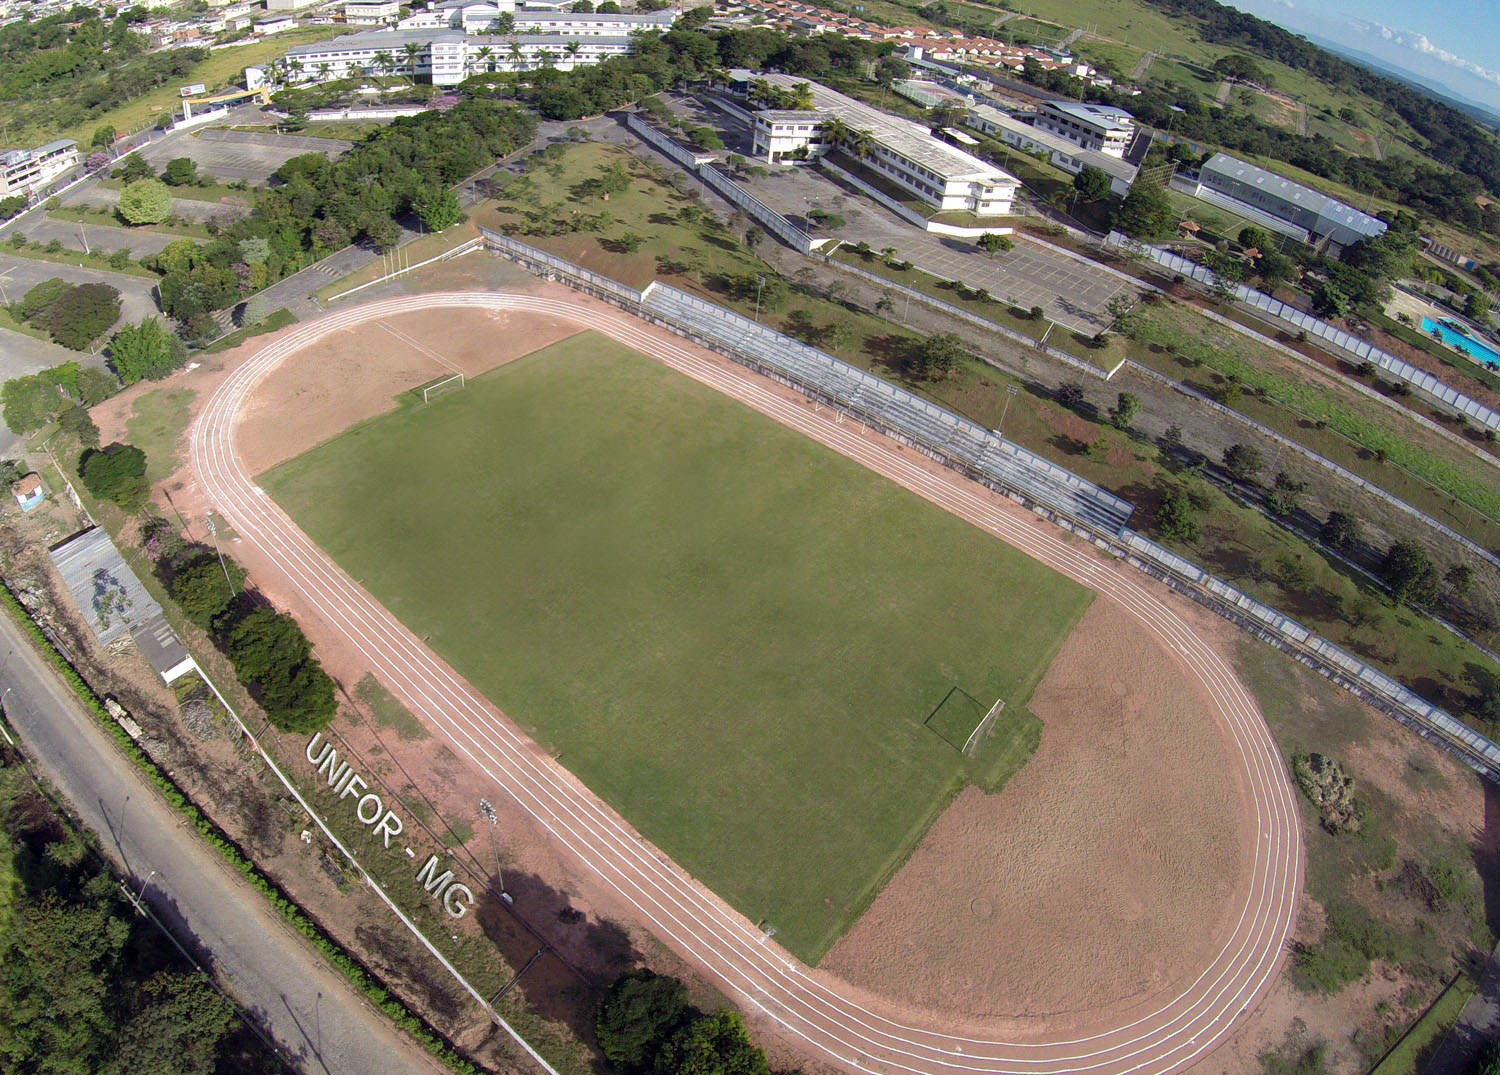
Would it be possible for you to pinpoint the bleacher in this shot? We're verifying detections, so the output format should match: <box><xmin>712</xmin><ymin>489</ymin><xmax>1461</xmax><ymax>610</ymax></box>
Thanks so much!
<box><xmin>643</xmin><ymin>284</ymin><xmax>1135</xmax><ymax>535</ymax></box>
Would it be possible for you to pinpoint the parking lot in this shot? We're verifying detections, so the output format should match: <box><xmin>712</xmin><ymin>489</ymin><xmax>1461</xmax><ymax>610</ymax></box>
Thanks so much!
<box><xmin>736</xmin><ymin>164</ymin><xmax>1136</xmax><ymax>332</ymax></box>
<box><xmin>137</xmin><ymin>128</ymin><xmax>353</xmax><ymax>184</ymax></box>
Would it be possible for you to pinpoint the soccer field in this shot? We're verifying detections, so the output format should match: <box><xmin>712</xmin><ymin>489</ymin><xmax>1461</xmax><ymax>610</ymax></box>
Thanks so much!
<box><xmin>262</xmin><ymin>332</ymin><xmax>1092</xmax><ymax>961</ymax></box>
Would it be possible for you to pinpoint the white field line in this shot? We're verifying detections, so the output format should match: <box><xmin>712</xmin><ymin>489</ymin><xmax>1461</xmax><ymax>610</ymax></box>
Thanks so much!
<box><xmin>192</xmin><ymin>292</ymin><xmax>1302</xmax><ymax>1075</ymax></box>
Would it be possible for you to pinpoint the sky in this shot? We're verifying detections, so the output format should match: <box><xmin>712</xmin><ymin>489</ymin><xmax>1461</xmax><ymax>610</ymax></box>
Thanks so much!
<box><xmin>1223</xmin><ymin>0</ymin><xmax>1500</xmax><ymax>114</ymax></box>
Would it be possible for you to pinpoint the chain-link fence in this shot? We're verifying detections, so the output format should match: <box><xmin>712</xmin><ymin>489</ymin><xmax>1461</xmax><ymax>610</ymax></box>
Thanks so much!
<box><xmin>1110</xmin><ymin>232</ymin><xmax>1500</xmax><ymax>433</ymax></box>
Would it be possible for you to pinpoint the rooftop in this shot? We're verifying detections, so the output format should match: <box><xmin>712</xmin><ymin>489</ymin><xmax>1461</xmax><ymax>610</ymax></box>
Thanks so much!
<box><xmin>754</xmin><ymin>72</ymin><xmax>1015</xmax><ymax>186</ymax></box>
<box><xmin>969</xmin><ymin>105</ymin><xmax>1138</xmax><ymax>182</ymax></box>
<box><xmin>1041</xmin><ymin>100</ymin><xmax>1134</xmax><ymax>132</ymax></box>
<box><xmin>48</xmin><ymin>527</ymin><xmax>163</xmax><ymax>647</ymax></box>
<box><xmin>1200</xmin><ymin>152</ymin><xmax>1387</xmax><ymax>238</ymax></box>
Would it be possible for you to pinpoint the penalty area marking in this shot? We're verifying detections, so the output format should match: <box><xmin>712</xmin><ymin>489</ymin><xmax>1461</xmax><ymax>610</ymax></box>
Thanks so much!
<box><xmin>378</xmin><ymin>320</ymin><xmax>465</xmax><ymax>377</ymax></box>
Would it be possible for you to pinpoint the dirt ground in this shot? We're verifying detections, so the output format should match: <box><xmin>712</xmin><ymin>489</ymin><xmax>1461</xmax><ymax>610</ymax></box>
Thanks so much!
<box><xmin>824</xmin><ymin>597</ymin><xmax>1256</xmax><ymax>1024</ymax></box>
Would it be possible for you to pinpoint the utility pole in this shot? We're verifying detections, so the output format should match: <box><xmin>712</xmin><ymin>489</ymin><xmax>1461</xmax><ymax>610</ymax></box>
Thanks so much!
<box><xmin>206</xmin><ymin>515</ymin><xmax>233</xmax><ymax>590</ymax></box>
<box><xmin>997</xmin><ymin>382</ymin><xmax>1019</xmax><ymax>436</ymax></box>
<box><xmin>754</xmin><ymin>274</ymin><xmax>766</xmax><ymax>322</ymax></box>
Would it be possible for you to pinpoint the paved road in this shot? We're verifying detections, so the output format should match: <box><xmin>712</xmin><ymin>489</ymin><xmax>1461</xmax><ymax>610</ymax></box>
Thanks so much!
<box><xmin>60</xmin><ymin>184</ymin><xmax>252</xmax><ymax>225</ymax></box>
<box><xmin>0</xmin><ymin>252</ymin><xmax>160</xmax><ymax>323</ymax></box>
<box><xmin>22</xmin><ymin>214</ymin><xmax>182</xmax><ymax>258</ymax></box>
<box><xmin>194</xmin><ymin>291</ymin><xmax>1302</xmax><ymax>1075</ymax></box>
<box><xmin>139</xmin><ymin>127</ymin><xmax>351</xmax><ymax>184</ymax></box>
<box><xmin>0</xmin><ymin>611</ymin><xmax>448</xmax><ymax>1075</ymax></box>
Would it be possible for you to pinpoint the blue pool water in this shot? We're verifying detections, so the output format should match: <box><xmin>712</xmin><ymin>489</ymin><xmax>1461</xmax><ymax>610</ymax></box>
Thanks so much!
<box><xmin>1422</xmin><ymin>316</ymin><xmax>1500</xmax><ymax>367</ymax></box>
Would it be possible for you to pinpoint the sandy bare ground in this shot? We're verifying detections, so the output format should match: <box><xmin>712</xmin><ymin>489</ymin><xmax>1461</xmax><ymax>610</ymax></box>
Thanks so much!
<box><xmin>824</xmin><ymin>597</ymin><xmax>1255</xmax><ymax>1022</ymax></box>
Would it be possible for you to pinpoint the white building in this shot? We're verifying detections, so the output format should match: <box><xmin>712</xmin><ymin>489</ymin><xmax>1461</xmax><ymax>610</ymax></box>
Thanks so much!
<box><xmin>733</xmin><ymin>72</ymin><xmax>1018</xmax><ymax>217</ymax></box>
<box><xmin>395</xmin><ymin>1</ymin><xmax>677</xmax><ymax>35</ymax></box>
<box><xmin>1033</xmin><ymin>100</ymin><xmax>1133</xmax><ymax>158</ymax></box>
<box><xmin>967</xmin><ymin>105</ymin><xmax>1136</xmax><ymax>196</ymax></box>
<box><xmin>344</xmin><ymin>0</ymin><xmax>400</xmax><ymax>25</ymax></box>
<box><xmin>1193</xmin><ymin>152</ymin><xmax>1387</xmax><ymax>250</ymax></box>
<box><xmin>254</xmin><ymin>14</ymin><xmax>299</xmax><ymax>33</ymax></box>
<box><xmin>274</xmin><ymin>28</ymin><xmax>633</xmax><ymax>85</ymax></box>
<box><xmin>266</xmin><ymin>0</ymin><xmax>319</xmax><ymax>11</ymax></box>
<box><xmin>0</xmin><ymin>139</ymin><xmax>78</xmax><ymax>199</ymax></box>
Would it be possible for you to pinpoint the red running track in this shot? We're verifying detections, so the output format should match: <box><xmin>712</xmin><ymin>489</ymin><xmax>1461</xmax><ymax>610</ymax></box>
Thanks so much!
<box><xmin>191</xmin><ymin>292</ymin><xmax>1303</xmax><ymax>1075</ymax></box>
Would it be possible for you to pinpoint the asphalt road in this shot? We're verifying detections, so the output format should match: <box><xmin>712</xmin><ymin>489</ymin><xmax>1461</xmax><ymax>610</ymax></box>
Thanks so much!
<box><xmin>0</xmin><ymin>610</ymin><xmax>448</xmax><ymax>1075</ymax></box>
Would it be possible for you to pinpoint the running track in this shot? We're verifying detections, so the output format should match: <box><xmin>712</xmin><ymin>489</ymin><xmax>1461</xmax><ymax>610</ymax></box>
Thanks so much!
<box><xmin>191</xmin><ymin>292</ymin><xmax>1303</xmax><ymax>1075</ymax></box>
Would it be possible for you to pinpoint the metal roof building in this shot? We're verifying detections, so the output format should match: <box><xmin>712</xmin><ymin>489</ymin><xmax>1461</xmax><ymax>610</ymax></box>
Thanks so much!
<box><xmin>1195</xmin><ymin>152</ymin><xmax>1387</xmax><ymax>249</ymax></box>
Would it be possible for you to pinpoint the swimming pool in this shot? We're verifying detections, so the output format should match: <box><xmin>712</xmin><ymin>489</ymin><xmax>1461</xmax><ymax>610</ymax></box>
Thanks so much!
<box><xmin>1422</xmin><ymin>316</ymin><xmax>1500</xmax><ymax>368</ymax></box>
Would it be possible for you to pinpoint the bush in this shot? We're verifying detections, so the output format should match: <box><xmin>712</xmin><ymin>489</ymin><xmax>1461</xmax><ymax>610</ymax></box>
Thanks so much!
<box><xmin>117</xmin><ymin>178</ymin><xmax>172</xmax><ymax>225</ymax></box>
<box><xmin>78</xmin><ymin>442</ymin><xmax>149</xmax><ymax>511</ymax></box>
<box><xmin>160</xmin><ymin>157</ymin><xmax>198</xmax><ymax>186</ymax></box>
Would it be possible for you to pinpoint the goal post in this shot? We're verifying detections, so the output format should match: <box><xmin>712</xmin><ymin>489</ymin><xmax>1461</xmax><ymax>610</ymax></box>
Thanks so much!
<box><xmin>421</xmin><ymin>371</ymin><xmax>466</xmax><ymax>404</ymax></box>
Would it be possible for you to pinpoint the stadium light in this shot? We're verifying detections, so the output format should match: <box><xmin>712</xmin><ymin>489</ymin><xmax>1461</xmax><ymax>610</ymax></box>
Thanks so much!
<box><xmin>997</xmin><ymin>383</ymin><xmax>1019</xmax><ymax>437</ymax></box>
<box><xmin>479</xmin><ymin>798</ymin><xmax>513</xmax><ymax>904</ymax></box>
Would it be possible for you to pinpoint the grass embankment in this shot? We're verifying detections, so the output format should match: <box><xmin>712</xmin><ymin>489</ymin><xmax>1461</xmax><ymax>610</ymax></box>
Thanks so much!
<box><xmin>60</xmin><ymin>28</ymin><xmax>350</xmax><ymax>145</ymax></box>
<box><xmin>317</xmin><ymin>226</ymin><xmax>478</xmax><ymax>301</ymax></box>
<box><xmin>99</xmin><ymin>176</ymin><xmax>258</xmax><ymax>205</ymax></box>
<box><xmin>262</xmin><ymin>333</ymin><xmax>1087</xmax><ymax>963</ymax></box>
<box><xmin>47</xmin><ymin>204</ymin><xmax>213</xmax><ymax>239</ymax></box>
<box><xmin>0</xmin><ymin>241</ymin><xmax>158</xmax><ymax>278</ymax></box>
<box><xmin>1121</xmin><ymin>306</ymin><xmax>1500</xmax><ymax>538</ymax></box>
<box><xmin>201</xmin><ymin>309</ymin><xmax>298</xmax><ymax>354</ymax></box>
<box><xmin>1370</xmin><ymin>973</ymin><xmax>1474</xmax><ymax>1075</ymax></box>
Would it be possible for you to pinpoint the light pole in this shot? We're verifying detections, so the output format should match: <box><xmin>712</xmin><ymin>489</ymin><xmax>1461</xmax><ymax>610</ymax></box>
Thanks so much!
<box><xmin>997</xmin><ymin>383</ymin><xmax>1019</xmax><ymax>436</ymax></box>
<box><xmin>479</xmin><ymin>798</ymin><xmax>512</xmax><ymax>904</ymax></box>
<box><xmin>130</xmin><ymin>869</ymin><xmax>157</xmax><ymax>914</ymax></box>
<box><xmin>753</xmin><ymin>274</ymin><xmax>766</xmax><ymax>323</ymax></box>
<box><xmin>206</xmin><ymin>515</ymin><xmax>233</xmax><ymax>590</ymax></box>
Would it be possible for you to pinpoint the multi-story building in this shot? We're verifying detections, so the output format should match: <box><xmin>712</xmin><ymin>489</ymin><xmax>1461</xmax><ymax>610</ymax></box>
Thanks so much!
<box><xmin>732</xmin><ymin>72</ymin><xmax>1018</xmax><ymax>217</ymax></box>
<box><xmin>269</xmin><ymin>27</ymin><xmax>633</xmax><ymax>86</ymax></box>
<box><xmin>1033</xmin><ymin>101</ymin><xmax>1133</xmax><ymax>158</ymax></box>
<box><xmin>343</xmin><ymin>0</ymin><xmax>400</xmax><ymax>26</ymax></box>
<box><xmin>1192</xmin><ymin>152</ymin><xmax>1387</xmax><ymax>250</ymax></box>
<box><xmin>0</xmin><ymin>138</ymin><xmax>78</xmax><ymax>199</ymax></box>
<box><xmin>395</xmin><ymin>0</ymin><xmax>677</xmax><ymax>35</ymax></box>
<box><xmin>967</xmin><ymin>105</ymin><xmax>1136</xmax><ymax>196</ymax></box>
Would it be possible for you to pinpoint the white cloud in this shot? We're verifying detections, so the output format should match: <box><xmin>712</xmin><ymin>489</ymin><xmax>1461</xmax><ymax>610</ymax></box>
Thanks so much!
<box><xmin>1356</xmin><ymin>19</ymin><xmax>1500</xmax><ymax>87</ymax></box>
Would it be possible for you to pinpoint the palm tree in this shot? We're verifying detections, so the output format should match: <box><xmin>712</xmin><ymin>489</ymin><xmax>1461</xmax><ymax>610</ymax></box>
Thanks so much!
<box><xmin>373</xmin><ymin>50</ymin><xmax>393</xmax><ymax>77</ymax></box>
<box><xmin>536</xmin><ymin>48</ymin><xmax>556</xmax><ymax>70</ymax></box>
<box><xmin>401</xmin><ymin>41</ymin><xmax>422</xmax><ymax>82</ymax></box>
<box><xmin>287</xmin><ymin>58</ymin><xmax>304</xmax><ymax>83</ymax></box>
<box><xmin>564</xmin><ymin>40</ymin><xmax>581</xmax><ymax>66</ymax></box>
<box><xmin>316</xmin><ymin>62</ymin><xmax>332</xmax><ymax>82</ymax></box>
<box><xmin>819</xmin><ymin>116</ymin><xmax>850</xmax><ymax>149</ymax></box>
<box><xmin>791</xmin><ymin>81</ymin><xmax>814</xmax><ymax>109</ymax></box>
<box><xmin>848</xmin><ymin>128</ymin><xmax>876</xmax><ymax>159</ymax></box>
<box><xmin>475</xmin><ymin>44</ymin><xmax>494</xmax><ymax>72</ymax></box>
<box><xmin>507</xmin><ymin>40</ymin><xmax>524</xmax><ymax>71</ymax></box>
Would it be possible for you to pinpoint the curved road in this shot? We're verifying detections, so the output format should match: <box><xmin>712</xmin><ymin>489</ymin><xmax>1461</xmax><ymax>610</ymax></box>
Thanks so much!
<box><xmin>191</xmin><ymin>292</ymin><xmax>1304</xmax><ymax>1075</ymax></box>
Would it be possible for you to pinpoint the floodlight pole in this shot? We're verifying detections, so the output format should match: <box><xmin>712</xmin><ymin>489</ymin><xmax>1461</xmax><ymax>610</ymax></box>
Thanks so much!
<box><xmin>754</xmin><ymin>274</ymin><xmax>765</xmax><ymax>322</ymax></box>
<box><xmin>997</xmin><ymin>383</ymin><xmax>1018</xmax><ymax>436</ymax></box>
<box><xmin>479</xmin><ymin>798</ymin><xmax>512</xmax><ymax>904</ymax></box>
<box><xmin>206</xmin><ymin>515</ymin><xmax>233</xmax><ymax>590</ymax></box>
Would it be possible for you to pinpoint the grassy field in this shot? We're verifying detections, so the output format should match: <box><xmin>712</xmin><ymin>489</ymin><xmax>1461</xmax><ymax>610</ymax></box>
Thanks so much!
<box><xmin>124</xmin><ymin>387</ymin><xmax>196</xmax><ymax>484</ymax></box>
<box><xmin>58</xmin><ymin>28</ymin><xmax>350</xmax><ymax>146</ymax></box>
<box><xmin>200</xmin><ymin>308</ymin><xmax>298</xmax><ymax>354</ymax></box>
<box><xmin>262</xmin><ymin>332</ymin><xmax>1091</xmax><ymax>962</ymax></box>
<box><xmin>1370</xmin><ymin>973</ymin><xmax>1474</xmax><ymax>1075</ymax></box>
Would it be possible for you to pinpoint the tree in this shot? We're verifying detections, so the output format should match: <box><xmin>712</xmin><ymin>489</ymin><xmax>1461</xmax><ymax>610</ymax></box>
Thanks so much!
<box><xmin>1264</xmin><ymin>470</ymin><xmax>1307</xmax><ymax>516</ymax></box>
<box><xmin>58</xmin><ymin>404</ymin><xmax>101</xmax><ymax>449</ymax></box>
<box><xmin>222</xmin><ymin>607</ymin><xmax>336</xmax><ymax>732</ymax></box>
<box><xmin>1108</xmin><ymin>391</ymin><xmax>1140</xmax><ymax>429</ymax></box>
<box><xmin>1114</xmin><ymin>180</ymin><xmax>1174</xmax><ymax>239</ymax></box>
<box><xmin>414</xmin><ymin>186</ymin><xmax>464</xmax><ymax>231</ymax></box>
<box><xmin>1154</xmin><ymin>486</ymin><xmax>1200</xmax><ymax>542</ymax></box>
<box><xmin>105</xmin><ymin>972</ymin><xmax>237</xmax><ymax>1075</ymax></box>
<box><xmin>115</xmin><ymin>154</ymin><xmax>152</xmax><ymax>182</ymax></box>
<box><xmin>595</xmin><ymin>1</ymin><xmax>619</xmax><ymax>10</ymax></box>
<box><xmin>1072</xmin><ymin>165</ymin><xmax>1111</xmax><ymax>202</ymax></box>
<box><xmin>1222</xmin><ymin>443</ymin><xmax>1263</xmax><ymax>483</ymax></box>
<box><xmin>1466</xmin><ymin>291</ymin><xmax>1490</xmax><ymax>323</ymax></box>
<box><xmin>1379</xmin><ymin>539</ymin><xmax>1440</xmax><ymax>606</ymax></box>
<box><xmin>1320</xmin><ymin>510</ymin><xmax>1362</xmax><ymax>552</ymax></box>
<box><xmin>49</xmin><ymin>284</ymin><xmax>121</xmax><ymax>350</ymax></box>
<box><xmin>91</xmin><ymin>124</ymin><xmax>117</xmax><ymax>149</ymax></box>
<box><xmin>167</xmin><ymin>553</ymin><xmax>245</xmax><ymax>629</ymax></box>
<box><xmin>79</xmin><ymin>443</ymin><xmax>149</xmax><ymax>510</ymax></box>
<box><xmin>108</xmin><ymin>317</ymin><xmax>187</xmax><ymax>384</ymax></box>
<box><xmin>875</xmin><ymin>55</ymin><xmax>909</xmax><ymax>86</ymax></box>
<box><xmin>160</xmin><ymin>157</ymin><xmax>199</xmax><ymax>186</ymax></box>
<box><xmin>652</xmin><ymin>1011</ymin><xmax>769</xmax><ymax>1075</ymax></box>
<box><xmin>1</xmin><ymin>376</ymin><xmax>66</xmax><ymax>433</ymax></box>
<box><xmin>977</xmin><ymin>232</ymin><xmax>1013</xmax><ymax>256</ymax></box>
<box><xmin>916</xmin><ymin>332</ymin><xmax>965</xmax><ymax>379</ymax></box>
<box><xmin>596</xmin><ymin>970</ymin><xmax>691</xmax><ymax>1072</ymax></box>
<box><xmin>1311</xmin><ymin>279</ymin><xmax>1350</xmax><ymax>319</ymax></box>
<box><xmin>1237</xmin><ymin>225</ymin><xmax>1272</xmax><ymax>251</ymax></box>
<box><xmin>117</xmin><ymin>178</ymin><xmax>171</xmax><ymax>225</ymax></box>
<box><xmin>1446</xmin><ymin>562</ymin><xmax>1474</xmax><ymax>595</ymax></box>
<box><xmin>571</xmin><ymin>0</ymin><xmax>594</xmax><ymax>10</ymax></box>
<box><xmin>0</xmin><ymin>194</ymin><xmax>27</xmax><ymax>220</ymax></box>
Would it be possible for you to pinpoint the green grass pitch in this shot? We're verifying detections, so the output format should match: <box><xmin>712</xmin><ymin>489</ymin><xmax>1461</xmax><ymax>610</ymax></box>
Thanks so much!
<box><xmin>262</xmin><ymin>331</ymin><xmax>1093</xmax><ymax>961</ymax></box>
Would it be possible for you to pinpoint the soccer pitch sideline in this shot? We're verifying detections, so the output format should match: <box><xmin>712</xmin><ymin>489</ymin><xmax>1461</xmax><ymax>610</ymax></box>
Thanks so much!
<box><xmin>262</xmin><ymin>331</ymin><xmax>1092</xmax><ymax>962</ymax></box>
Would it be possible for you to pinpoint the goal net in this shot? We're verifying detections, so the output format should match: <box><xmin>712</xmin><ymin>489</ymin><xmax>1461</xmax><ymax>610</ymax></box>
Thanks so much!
<box><xmin>420</xmin><ymin>372</ymin><xmax>466</xmax><ymax>404</ymax></box>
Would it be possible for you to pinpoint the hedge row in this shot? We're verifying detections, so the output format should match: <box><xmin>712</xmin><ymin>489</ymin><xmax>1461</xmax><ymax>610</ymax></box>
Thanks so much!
<box><xmin>0</xmin><ymin>580</ymin><xmax>486</xmax><ymax>1075</ymax></box>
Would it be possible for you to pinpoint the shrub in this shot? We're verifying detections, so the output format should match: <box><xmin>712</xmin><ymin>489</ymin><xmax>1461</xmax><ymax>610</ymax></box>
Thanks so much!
<box><xmin>78</xmin><ymin>442</ymin><xmax>149</xmax><ymax>511</ymax></box>
<box><xmin>117</xmin><ymin>179</ymin><xmax>172</xmax><ymax>225</ymax></box>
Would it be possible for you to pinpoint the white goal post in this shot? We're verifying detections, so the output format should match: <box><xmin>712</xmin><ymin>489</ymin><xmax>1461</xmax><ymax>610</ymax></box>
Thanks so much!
<box><xmin>422</xmin><ymin>372</ymin><xmax>466</xmax><ymax>404</ymax></box>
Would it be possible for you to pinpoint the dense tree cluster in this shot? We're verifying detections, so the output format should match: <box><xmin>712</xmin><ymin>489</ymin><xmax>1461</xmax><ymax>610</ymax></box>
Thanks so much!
<box><xmin>159</xmin><ymin>543</ymin><xmax>338</xmax><ymax>733</ymax></box>
<box><xmin>150</xmin><ymin>101</ymin><xmax>533</xmax><ymax>337</ymax></box>
<box><xmin>0</xmin><ymin>358</ymin><xmax>115</xmax><ymax>432</ymax></box>
<box><xmin>595</xmin><ymin>970</ymin><xmax>770</xmax><ymax>1075</ymax></box>
<box><xmin>12</xmin><ymin>276</ymin><xmax>121</xmax><ymax>350</ymax></box>
<box><xmin>0</xmin><ymin>8</ymin><xmax>204</xmax><ymax>135</ymax></box>
<box><xmin>0</xmin><ymin>762</ymin><xmax>245</xmax><ymax>1075</ymax></box>
<box><xmin>108</xmin><ymin>317</ymin><xmax>188</xmax><ymax>385</ymax></box>
<box><xmin>79</xmin><ymin>442</ymin><xmax>149</xmax><ymax>511</ymax></box>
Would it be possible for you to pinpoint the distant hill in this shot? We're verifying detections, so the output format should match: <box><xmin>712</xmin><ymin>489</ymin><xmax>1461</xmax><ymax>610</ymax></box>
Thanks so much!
<box><xmin>1300</xmin><ymin>33</ymin><xmax>1500</xmax><ymax>132</ymax></box>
